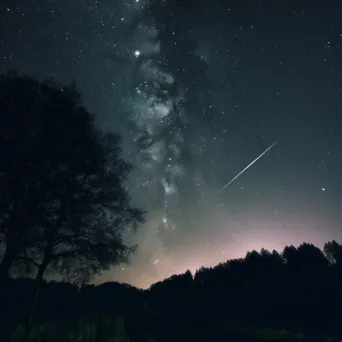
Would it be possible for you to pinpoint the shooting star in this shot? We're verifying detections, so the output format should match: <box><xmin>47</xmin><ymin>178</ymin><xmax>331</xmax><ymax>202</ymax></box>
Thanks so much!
<box><xmin>212</xmin><ymin>141</ymin><xmax>278</xmax><ymax>199</ymax></box>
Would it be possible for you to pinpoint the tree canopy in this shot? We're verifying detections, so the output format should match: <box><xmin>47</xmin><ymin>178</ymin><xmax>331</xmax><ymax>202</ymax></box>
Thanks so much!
<box><xmin>0</xmin><ymin>71</ymin><xmax>145</xmax><ymax>286</ymax></box>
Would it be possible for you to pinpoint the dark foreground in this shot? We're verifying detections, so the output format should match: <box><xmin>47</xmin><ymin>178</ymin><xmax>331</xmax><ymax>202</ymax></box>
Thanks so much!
<box><xmin>3</xmin><ymin>318</ymin><xmax>341</xmax><ymax>342</ymax></box>
<box><xmin>2</xmin><ymin>241</ymin><xmax>342</xmax><ymax>341</ymax></box>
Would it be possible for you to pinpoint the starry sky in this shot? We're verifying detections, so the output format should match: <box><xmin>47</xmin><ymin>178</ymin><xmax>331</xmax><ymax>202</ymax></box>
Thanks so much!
<box><xmin>1</xmin><ymin>0</ymin><xmax>341</xmax><ymax>289</ymax></box>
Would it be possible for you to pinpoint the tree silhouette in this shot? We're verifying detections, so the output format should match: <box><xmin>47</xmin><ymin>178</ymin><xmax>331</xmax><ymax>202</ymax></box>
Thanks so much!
<box><xmin>0</xmin><ymin>71</ymin><xmax>146</xmax><ymax>339</ymax></box>
<box><xmin>324</xmin><ymin>240</ymin><xmax>342</xmax><ymax>265</ymax></box>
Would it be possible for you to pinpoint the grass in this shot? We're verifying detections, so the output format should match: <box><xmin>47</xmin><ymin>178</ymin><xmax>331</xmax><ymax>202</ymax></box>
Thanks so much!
<box><xmin>4</xmin><ymin>318</ymin><xmax>340</xmax><ymax>342</ymax></box>
<box><xmin>7</xmin><ymin>317</ymin><xmax>132</xmax><ymax>342</ymax></box>
<box><xmin>223</xmin><ymin>325</ymin><xmax>341</xmax><ymax>342</ymax></box>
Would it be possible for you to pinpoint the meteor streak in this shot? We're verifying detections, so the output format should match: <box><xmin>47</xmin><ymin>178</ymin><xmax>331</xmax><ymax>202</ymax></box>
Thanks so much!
<box><xmin>213</xmin><ymin>141</ymin><xmax>278</xmax><ymax>199</ymax></box>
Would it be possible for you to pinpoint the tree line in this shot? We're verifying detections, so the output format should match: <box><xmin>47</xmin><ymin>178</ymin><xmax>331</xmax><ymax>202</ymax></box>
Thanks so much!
<box><xmin>2</xmin><ymin>241</ymin><xmax>342</xmax><ymax>341</ymax></box>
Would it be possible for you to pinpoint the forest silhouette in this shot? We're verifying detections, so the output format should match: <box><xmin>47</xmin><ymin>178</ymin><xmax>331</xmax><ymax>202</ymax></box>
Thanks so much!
<box><xmin>0</xmin><ymin>72</ymin><xmax>341</xmax><ymax>342</ymax></box>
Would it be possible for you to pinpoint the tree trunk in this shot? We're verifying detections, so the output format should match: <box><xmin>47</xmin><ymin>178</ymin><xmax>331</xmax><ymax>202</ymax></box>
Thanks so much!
<box><xmin>22</xmin><ymin>258</ymin><xmax>49</xmax><ymax>342</ymax></box>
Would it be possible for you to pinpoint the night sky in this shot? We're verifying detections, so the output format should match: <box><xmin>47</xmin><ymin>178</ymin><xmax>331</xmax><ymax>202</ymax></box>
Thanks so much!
<box><xmin>1</xmin><ymin>0</ymin><xmax>341</xmax><ymax>289</ymax></box>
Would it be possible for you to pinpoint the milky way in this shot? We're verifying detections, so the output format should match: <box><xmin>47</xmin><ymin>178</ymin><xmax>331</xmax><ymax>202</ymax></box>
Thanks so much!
<box><xmin>126</xmin><ymin>15</ymin><xmax>188</xmax><ymax>236</ymax></box>
<box><xmin>115</xmin><ymin>2</ymin><xmax>211</xmax><ymax>281</ymax></box>
<box><xmin>1</xmin><ymin>0</ymin><xmax>341</xmax><ymax>288</ymax></box>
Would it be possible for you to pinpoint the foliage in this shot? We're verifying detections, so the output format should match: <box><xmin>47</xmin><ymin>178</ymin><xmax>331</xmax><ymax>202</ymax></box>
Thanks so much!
<box><xmin>8</xmin><ymin>318</ymin><xmax>131</xmax><ymax>342</ymax></box>
<box><xmin>0</xmin><ymin>71</ymin><xmax>145</xmax><ymax>286</ymax></box>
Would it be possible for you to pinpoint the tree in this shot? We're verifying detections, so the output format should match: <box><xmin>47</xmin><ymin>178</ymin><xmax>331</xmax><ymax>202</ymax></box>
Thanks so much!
<box><xmin>324</xmin><ymin>240</ymin><xmax>342</xmax><ymax>284</ymax></box>
<box><xmin>324</xmin><ymin>240</ymin><xmax>342</xmax><ymax>265</ymax></box>
<box><xmin>0</xmin><ymin>72</ymin><xmax>145</xmax><ymax>315</ymax></box>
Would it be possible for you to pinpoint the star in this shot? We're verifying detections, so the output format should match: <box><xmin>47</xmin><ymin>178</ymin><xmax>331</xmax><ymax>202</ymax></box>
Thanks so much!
<box><xmin>2</xmin><ymin>0</ymin><xmax>340</xmax><ymax>290</ymax></box>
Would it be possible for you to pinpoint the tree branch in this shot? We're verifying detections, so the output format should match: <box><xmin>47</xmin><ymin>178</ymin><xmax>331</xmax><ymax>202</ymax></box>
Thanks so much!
<box><xmin>20</xmin><ymin>256</ymin><xmax>40</xmax><ymax>268</ymax></box>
